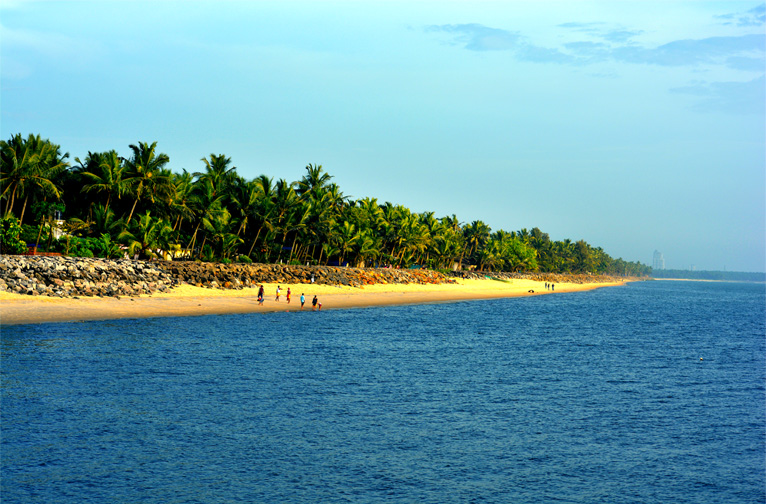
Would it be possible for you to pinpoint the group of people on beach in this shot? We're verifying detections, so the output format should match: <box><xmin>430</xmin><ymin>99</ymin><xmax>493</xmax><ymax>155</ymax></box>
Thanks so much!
<box><xmin>257</xmin><ymin>284</ymin><xmax>321</xmax><ymax>310</ymax></box>
<box><xmin>544</xmin><ymin>282</ymin><xmax>555</xmax><ymax>291</ymax></box>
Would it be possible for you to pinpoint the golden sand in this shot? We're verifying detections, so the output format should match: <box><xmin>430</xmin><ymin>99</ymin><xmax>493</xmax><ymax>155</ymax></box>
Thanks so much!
<box><xmin>0</xmin><ymin>278</ymin><xmax>625</xmax><ymax>325</ymax></box>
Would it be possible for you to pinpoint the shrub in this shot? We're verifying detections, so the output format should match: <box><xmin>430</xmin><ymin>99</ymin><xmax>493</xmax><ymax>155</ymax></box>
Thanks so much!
<box><xmin>20</xmin><ymin>223</ymin><xmax>39</xmax><ymax>244</ymax></box>
<box><xmin>50</xmin><ymin>235</ymin><xmax>101</xmax><ymax>257</ymax></box>
<box><xmin>0</xmin><ymin>216</ymin><xmax>28</xmax><ymax>255</ymax></box>
<box><xmin>237</xmin><ymin>255</ymin><xmax>252</xmax><ymax>264</ymax></box>
<box><xmin>68</xmin><ymin>236</ymin><xmax>96</xmax><ymax>257</ymax></box>
<box><xmin>93</xmin><ymin>234</ymin><xmax>123</xmax><ymax>259</ymax></box>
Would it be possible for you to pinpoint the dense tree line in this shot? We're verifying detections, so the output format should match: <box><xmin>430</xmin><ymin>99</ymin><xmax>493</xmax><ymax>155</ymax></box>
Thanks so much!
<box><xmin>0</xmin><ymin>133</ymin><xmax>651</xmax><ymax>276</ymax></box>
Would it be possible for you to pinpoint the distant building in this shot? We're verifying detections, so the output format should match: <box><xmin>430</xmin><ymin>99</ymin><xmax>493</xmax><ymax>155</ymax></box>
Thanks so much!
<box><xmin>653</xmin><ymin>250</ymin><xmax>665</xmax><ymax>270</ymax></box>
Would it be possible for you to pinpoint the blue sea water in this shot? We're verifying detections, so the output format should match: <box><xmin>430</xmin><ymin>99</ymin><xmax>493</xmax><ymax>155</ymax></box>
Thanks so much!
<box><xmin>1</xmin><ymin>280</ymin><xmax>764</xmax><ymax>503</ymax></box>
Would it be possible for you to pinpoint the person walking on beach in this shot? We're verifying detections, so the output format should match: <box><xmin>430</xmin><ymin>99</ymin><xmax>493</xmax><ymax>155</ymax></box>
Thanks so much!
<box><xmin>275</xmin><ymin>285</ymin><xmax>281</xmax><ymax>301</ymax></box>
<box><xmin>258</xmin><ymin>285</ymin><xmax>264</xmax><ymax>305</ymax></box>
<box><xmin>300</xmin><ymin>293</ymin><xmax>305</xmax><ymax>309</ymax></box>
<box><xmin>312</xmin><ymin>295</ymin><xmax>318</xmax><ymax>311</ymax></box>
<box><xmin>286</xmin><ymin>288</ymin><xmax>291</xmax><ymax>304</ymax></box>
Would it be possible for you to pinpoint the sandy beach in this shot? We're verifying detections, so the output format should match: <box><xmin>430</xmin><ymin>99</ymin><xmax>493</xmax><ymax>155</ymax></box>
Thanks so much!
<box><xmin>0</xmin><ymin>278</ymin><xmax>626</xmax><ymax>325</ymax></box>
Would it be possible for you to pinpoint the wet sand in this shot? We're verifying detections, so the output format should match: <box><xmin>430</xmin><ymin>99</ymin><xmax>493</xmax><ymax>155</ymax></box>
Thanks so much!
<box><xmin>0</xmin><ymin>278</ymin><xmax>625</xmax><ymax>325</ymax></box>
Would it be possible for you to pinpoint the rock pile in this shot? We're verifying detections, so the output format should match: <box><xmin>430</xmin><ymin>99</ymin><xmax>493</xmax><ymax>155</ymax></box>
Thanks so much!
<box><xmin>0</xmin><ymin>255</ymin><xmax>455</xmax><ymax>298</ymax></box>
<box><xmin>152</xmin><ymin>262</ymin><xmax>454</xmax><ymax>289</ymax></box>
<box><xmin>0</xmin><ymin>256</ymin><xmax>177</xmax><ymax>298</ymax></box>
<box><xmin>0</xmin><ymin>255</ymin><xmax>625</xmax><ymax>299</ymax></box>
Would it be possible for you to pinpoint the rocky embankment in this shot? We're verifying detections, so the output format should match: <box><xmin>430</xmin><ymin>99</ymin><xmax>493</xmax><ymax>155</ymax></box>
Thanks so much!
<box><xmin>0</xmin><ymin>255</ymin><xmax>628</xmax><ymax>299</ymax></box>
<box><xmin>158</xmin><ymin>262</ymin><xmax>453</xmax><ymax>290</ymax></box>
<box><xmin>0</xmin><ymin>256</ymin><xmax>454</xmax><ymax>298</ymax></box>
<box><xmin>0</xmin><ymin>256</ymin><xmax>177</xmax><ymax>298</ymax></box>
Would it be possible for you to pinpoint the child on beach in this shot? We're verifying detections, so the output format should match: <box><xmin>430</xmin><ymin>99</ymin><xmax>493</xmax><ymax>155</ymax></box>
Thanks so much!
<box><xmin>275</xmin><ymin>285</ymin><xmax>281</xmax><ymax>301</ymax></box>
<box><xmin>257</xmin><ymin>285</ymin><xmax>264</xmax><ymax>305</ymax></box>
<box><xmin>312</xmin><ymin>295</ymin><xmax>318</xmax><ymax>311</ymax></box>
<box><xmin>286</xmin><ymin>288</ymin><xmax>291</xmax><ymax>304</ymax></box>
<box><xmin>300</xmin><ymin>293</ymin><xmax>305</xmax><ymax>309</ymax></box>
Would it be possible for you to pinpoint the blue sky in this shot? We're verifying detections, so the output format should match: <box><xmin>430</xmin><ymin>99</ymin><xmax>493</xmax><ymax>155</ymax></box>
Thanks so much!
<box><xmin>2</xmin><ymin>1</ymin><xmax>764</xmax><ymax>272</ymax></box>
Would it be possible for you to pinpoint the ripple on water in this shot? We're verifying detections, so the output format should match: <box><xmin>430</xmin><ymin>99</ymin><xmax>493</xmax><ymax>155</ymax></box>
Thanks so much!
<box><xmin>1</xmin><ymin>281</ymin><xmax>764</xmax><ymax>503</ymax></box>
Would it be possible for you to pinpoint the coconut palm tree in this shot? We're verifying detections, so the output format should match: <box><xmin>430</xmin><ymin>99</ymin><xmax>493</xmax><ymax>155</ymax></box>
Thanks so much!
<box><xmin>118</xmin><ymin>211</ymin><xmax>173</xmax><ymax>259</ymax></box>
<box><xmin>229</xmin><ymin>177</ymin><xmax>260</xmax><ymax>239</ymax></box>
<box><xmin>195</xmin><ymin>153</ymin><xmax>236</xmax><ymax>199</ymax></box>
<box><xmin>1</xmin><ymin>133</ymin><xmax>38</xmax><ymax>218</ymax></box>
<box><xmin>271</xmin><ymin>178</ymin><xmax>300</xmax><ymax>261</ymax></box>
<box><xmin>296</xmin><ymin>163</ymin><xmax>332</xmax><ymax>199</ymax></box>
<box><xmin>246</xmin><ymin>174</ymin><xmax>276</xmax><ymax>258</ymax></box>
<box><xmin>463</xmin><ymin>220</ymin><xmax>491</xmax><ymax>266</ymax></box>
<box><xmin>167</xmin><ymin>170</ymin><xmax>195</xmax><ymax>232</ymax></box>
<box><xmin>79</xmin><ymin>150</ymin><xmax>125</xmax><ymax>213</ymax></box>
<box><xmin>350</xmin><ymin>228</ymin><xmax>379</xmax><ymax>267</ymax></box>
<box><xmin>282</xmin><ymin>203</ymin><xmax>310</xmax><ymax>263</ymax></box>
<box><xmin>1</xmin><ymin>134</ymin><xmax>68</xmax><ymax>224</ymax></box>
<box><xmin>332</xmin><ymin>221</ymin><xmax>359</xmax><ymax>266</ymax></box>
<box><xmin>122</xmin><ymin>141</ymin><xmax>172</xmax><ymax>225</ymax></box>
<box><xmin>186</xmin><ymin>178</ymin><xmax>227</xmax><ymax>258</ymax></box>
<box><xmin>204</xmin><ymin>211</ymin><xmax>242</xmax><ymax>260</ymax></box>
<box><xmin>90</xmin><ymin>204</ymin><xmax>123</xmax><ymax>237</ymax></box>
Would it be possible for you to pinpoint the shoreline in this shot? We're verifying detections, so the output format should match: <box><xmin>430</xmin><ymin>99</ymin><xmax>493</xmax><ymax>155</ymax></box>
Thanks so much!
<box><xmin>0</xmin><ymin>278</ymin><xmax>626</xmax><ymax>325</ymax></box>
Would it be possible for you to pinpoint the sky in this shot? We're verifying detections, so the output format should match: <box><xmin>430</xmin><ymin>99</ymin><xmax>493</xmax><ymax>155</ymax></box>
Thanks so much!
<box><xmin>2</xmin><ymin>1</ymin><xmax>764</xmax><ymax>272</ymax></box>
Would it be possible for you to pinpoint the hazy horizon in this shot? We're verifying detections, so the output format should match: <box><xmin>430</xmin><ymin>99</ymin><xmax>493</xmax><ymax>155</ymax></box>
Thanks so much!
<box><xmin>2</xmin><ymin>1</ymin><xmax>764</xmax><ymax>272</ymax></box>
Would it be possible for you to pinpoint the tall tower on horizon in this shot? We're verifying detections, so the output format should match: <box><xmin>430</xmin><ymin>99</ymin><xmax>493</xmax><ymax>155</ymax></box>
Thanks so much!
<box><xmin>653</xmin><ymin>250</ymin><xmax>665</xmax><ymax>270</ymax></box>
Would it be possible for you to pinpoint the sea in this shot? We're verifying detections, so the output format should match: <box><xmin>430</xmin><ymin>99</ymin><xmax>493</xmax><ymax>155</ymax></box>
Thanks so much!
<box><xmin>1</xmin><ymin>280</ymin><xmax>764</xmax><ymax>503</ymax></box>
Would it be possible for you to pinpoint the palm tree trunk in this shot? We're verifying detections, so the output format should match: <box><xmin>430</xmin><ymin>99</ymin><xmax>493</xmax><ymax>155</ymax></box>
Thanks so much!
<box><xmin>186</xmin><ymin>222</ymin><xmax>201</xmax><ymax>258</ymax></box>
<box><xmin>4</xmin><ymin>186</ymin><xmax>18</xmax><ymax>216</ymax></box>
<box><xmin>276</xmin><ymin>231</ymin><xmax>288</xmax><ymax>263</ymax></box>
<box><xmin>18</xmin><ymin>194</ymin><xmax>29</xmax><ymax>225</ymax></box>
<box><xmin>46</xmin><ymin>222</ymin><xmax>55</xmax><ymax>251</ymax></box>
<box><xmin>288</xmin><ymin>234</ymin><xmax>299</xmax><ymax>263</ymax></box>
<box><xmin>236</xmin><ymin>219</ymin><xmax>247</xmax><ymax>238</ymax></box>
<box><xmin>247</xmin><ymin>227</ymin><xmax>264</xmax><ymax>257</ymax></box>
<box><xmin>126</xmin><ymin>198</ymin><xmax>139</xmax><ymax>226</ymax></box>
<box><xmin>34</xmin><ymin>217</ymin><xmax>46</xmax><ymax>254</ymax></box>
<box><xmin>199</xmin><ymin>235</ymin><xmax>207</xmax><ymax>259</ymax></box>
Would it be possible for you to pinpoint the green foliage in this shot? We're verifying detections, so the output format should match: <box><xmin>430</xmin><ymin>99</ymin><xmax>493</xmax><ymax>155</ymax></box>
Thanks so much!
<box><xmin>2</xmin><ymin>132</ymin><xmax>652</xmax><ymax>275</ymax></box>
<box><xmin>31</xmin><ymin>200</ymin><xmax>65</xmax><ymax>223</ymax></box>
<box><xmin>20</xmin><ymin>223</ymin><xmax>39</xmax><ymax>243</ymax></box>
<box><xmin>93</xmin><ymin>233</ymin><xmax>123</xmax><ymax>259</ymax></box>
<box><xmin>49</xmin><ymin>235</ymin><xmax>97</xmax><ymax>257</ymax></box>
<box><xmin>0</xmin><ymin>216</ymin><xmax>28</xmax><ymax>254</ymax></box>
<box><xmin>118</xmin><ymin>212</ymin><xmax>173</xmax><ymax>259</ymax></box>
<box><xmin>70</xmin><ymin>237</ymin><xmax>95</xmax><ymax>257</ymax></box>
<box><xmin>200</xmin><ymin>244</ymin><xmax>215</xmax><ymax>262</ymax></box>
